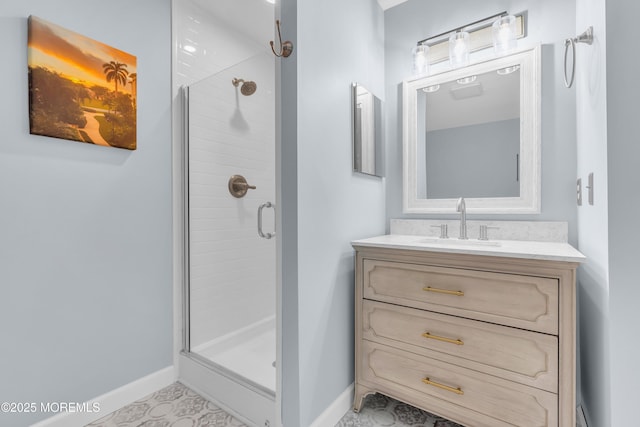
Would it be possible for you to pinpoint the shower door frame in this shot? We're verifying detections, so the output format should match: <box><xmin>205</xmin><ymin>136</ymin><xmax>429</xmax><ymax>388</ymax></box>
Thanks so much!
<box><xmin>177</xmin><ymin>82</ymin><xmax>279</xmax><ymax>427</ymax></box>
<box><xmin>170</xmin><ymin>3</ymin><xmax>283</xmax><ymax>425</ymax></box>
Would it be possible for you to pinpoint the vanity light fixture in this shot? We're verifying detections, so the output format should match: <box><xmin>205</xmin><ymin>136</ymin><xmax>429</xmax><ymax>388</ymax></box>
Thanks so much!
<box><xmin>411</xmin><ymin>43</ymin><xmax>429</xmax><ymax>76</ymax></box>
<box><xmin>414</xmin><ymin>11</ymin><xmax>525</xmax><ymax>67</ymax></box>
<box><xmin>449</xmin><ymin>31</ymin><xmax>470</xmax><ymax>68</ymax></box>
<box><xmin>492</xmin><ymin>15</ymin><xmax>517</xmax><ymax>54</ymax></box>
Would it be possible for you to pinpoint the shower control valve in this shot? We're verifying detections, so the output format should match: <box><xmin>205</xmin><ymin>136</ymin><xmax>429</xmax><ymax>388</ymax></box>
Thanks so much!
<box><xmin>228</xmin><ymin>174</ymin><xmax>256</xmax><ymax>198</ymax></box>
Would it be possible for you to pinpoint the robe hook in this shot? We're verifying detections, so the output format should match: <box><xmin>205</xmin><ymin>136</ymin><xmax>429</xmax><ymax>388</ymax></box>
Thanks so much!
<box><xmin>270</xmin><ymin>20</ymin><xmax>293</xmax><ymax>58</ymax></box>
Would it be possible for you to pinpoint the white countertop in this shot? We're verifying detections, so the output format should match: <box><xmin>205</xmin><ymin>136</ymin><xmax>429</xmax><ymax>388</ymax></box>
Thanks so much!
<box><xmin>352</xmin><ymin>234</ymin><xmax>586</xmax><ymax>263</ymax></box>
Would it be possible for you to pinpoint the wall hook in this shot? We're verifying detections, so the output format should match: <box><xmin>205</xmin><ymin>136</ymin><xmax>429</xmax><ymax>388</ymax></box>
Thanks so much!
<box><xmin>270</xmin><ymin>20</ymin><xmax>293</xmax><ymax>58</ymax></box>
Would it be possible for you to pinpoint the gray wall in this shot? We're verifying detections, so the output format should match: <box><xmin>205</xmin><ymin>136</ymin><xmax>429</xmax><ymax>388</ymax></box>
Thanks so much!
<box><xmin>278</xmin><ymin>0</ymin><xmax>300</xmax><ymax>426</ymax></box>
<box><xmin>385</xmin><ymin>0</ymin><xmax>578</xmax><ymax>244</ymax></box>
<box><xmin>575</xmin><ymin>0</ymin><xmax>610</xmax><ymax>426</ymax></box>
<box><xmin>425</xmin><ymin>119</ymin><xmax>520</xmax><ymax>199</ymax></box>
<box><xmin>0</xmin><ymin>1</ymin><xmax>173</xmax><ymax>426</ymax></box>
<box><xmin>280</xmin><ymin>0</ymin><xmax>387</xmax><ymax>425</ymax></box>
<box><xmin>606</xmin><ymin>1</ymin><xmax>640</xmax><ymax>426</ymax></box>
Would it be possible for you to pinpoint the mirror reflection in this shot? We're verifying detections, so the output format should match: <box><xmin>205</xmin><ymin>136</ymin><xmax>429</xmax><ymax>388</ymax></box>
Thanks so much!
<box><xmin>417</xmin><ymin>67</ymin><xmax>521</xmax><ymax>199</ymax></box>
<box><xmin>352</xmin><ymin>83</ymin><xmax>383</xmax><ymax>177</ymax></box>
<box><xmin>403</xmin><ymin>46</ymin><xmax>540</xmax><ymax>214</ymax></box>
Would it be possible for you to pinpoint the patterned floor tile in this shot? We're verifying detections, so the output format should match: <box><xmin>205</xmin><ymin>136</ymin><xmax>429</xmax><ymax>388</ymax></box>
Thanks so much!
<box><xmin>86</xmin><ymin>383</ymin><xmax>463</xmax><ymax>427</ymax></box>
<box><xmin>335</xmin><ymin>393</ymin><xmax>464</xmax><ymax>427</ymax></box>
<box><xmin>85</xmin><ymin>382</ymin><xmax>246</xmax><ymax>427</ymax></box>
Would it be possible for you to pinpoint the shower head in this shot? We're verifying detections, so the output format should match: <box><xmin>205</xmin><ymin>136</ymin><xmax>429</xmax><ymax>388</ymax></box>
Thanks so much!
<box><xmin>232</xmin><ymin>78</ymin><xmax>257</xmax><ymax>96</ymax></box>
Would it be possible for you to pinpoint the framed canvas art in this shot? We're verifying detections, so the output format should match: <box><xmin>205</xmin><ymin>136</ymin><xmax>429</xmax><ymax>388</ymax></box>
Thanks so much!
<box><xmin>28</xmin><ymin>16</ymin><xmax>137</xmax><ymax>150</ymax></box>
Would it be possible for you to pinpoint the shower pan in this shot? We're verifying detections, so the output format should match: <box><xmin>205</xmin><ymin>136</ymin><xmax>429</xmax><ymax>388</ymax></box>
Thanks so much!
<box><xmin>181</xmin><ymin>52</ymin><xmax>277</xmax><ymax>427</ymax></box>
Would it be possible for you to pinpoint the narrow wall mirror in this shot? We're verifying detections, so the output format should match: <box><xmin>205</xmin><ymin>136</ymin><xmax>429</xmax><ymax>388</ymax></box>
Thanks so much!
<box><xmin>403</xmin><ymin>45</ymin><xmax>540</xmax><ymax>213</ymax></box>
<box><xmin>352</xmin><ymin>83</ymin><xmax>384</xmax><ymax>177</ymax></box>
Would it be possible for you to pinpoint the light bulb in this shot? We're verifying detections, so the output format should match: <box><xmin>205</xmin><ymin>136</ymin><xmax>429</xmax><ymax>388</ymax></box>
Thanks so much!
<box><xmin>449</xmin><ymin>31</ymin><xmax>470</xmax><ymax>68</ymax></box>
<box><xmin>492</xmin><ymin>15</ymin><xmax>517</xmax><ymax>54</ymax></box>
<box><xmin>412</xmin><ymin>44</ymin><xmax>429</xmax><ymax>76</ymax></box>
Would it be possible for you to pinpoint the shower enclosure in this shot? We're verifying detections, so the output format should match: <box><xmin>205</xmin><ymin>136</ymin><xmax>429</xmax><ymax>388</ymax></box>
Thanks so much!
<box><xmin>181</xmin><ymin>51</ymin><xmax>277</xmax><ymax>427</ymax></box>
<box><xmin>173</xmin><ymin>1</ymin><xmax>278</xmax><ymax>425</ymax></box>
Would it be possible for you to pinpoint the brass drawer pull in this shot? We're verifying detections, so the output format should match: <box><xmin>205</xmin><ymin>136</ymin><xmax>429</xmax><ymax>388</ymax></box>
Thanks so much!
<box><xmin>422</xmin><ymin>377</ymin><xmax>464</xmax><ymax>395</ymax></box>
<box><xmin>422</xmin><ymin>332</ymin><xmax>464</xmax><ymax>346</ymax></box>
<box><xmin>423</xmin><ymin>286</ymin><xmax>464</xmax><ymax>296</ymax></box>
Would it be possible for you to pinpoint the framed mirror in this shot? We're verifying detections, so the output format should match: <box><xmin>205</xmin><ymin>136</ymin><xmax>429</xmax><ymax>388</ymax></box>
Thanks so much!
<box><xmin>352</xmin><ymin>83</ymin><xmax>384</xmax><ymax>177</ymax></box>
<box><xmin>403</xmin><ymin>45</ymin><xmax>540</xmax><ymax>213</ymax></box>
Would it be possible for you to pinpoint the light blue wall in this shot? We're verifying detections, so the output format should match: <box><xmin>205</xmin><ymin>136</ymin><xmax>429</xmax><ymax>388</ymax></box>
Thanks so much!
<box><xmin>606</xmin><ymin>1</ymin><xmax>640</xmax><ymax>426</ymax></box>
<box><xmin>384</xmin><ymin>0</ymin><xmax>578</xmax><ymax>245</ymax></box>
<box><xmin>0</xmin><ymin>2</ymin><xmax>173</xmax><ymax>426</ymax></box>
<box><xmin>280</xmin><ymin>0</ymin><xmax>387</xmax><ymax>425</ymax></box>
<box><xmin>425</xmin><ymin>119</ymin><xmax>520</xmax><ymax>199</ymax></box>
<box><xmin>575</xmin><ymin>0</ymin><xmax>610</xmax><ymax>426</ymax></box>
<box><xmin>278</xmin><ymin>1</ymin><xmax>300</xmax><ymax>426</ymax></box>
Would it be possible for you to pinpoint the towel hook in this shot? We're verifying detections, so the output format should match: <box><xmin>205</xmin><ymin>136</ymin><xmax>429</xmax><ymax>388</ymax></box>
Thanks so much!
<box><xmin>270</xmin><ymin>20</ymin><xmax>293</xmax><ymax>58</ymax></box>
<box><xmin>564</xmin><ymin>26</ymin><xmax>593</xmax><ymax>88</ymax></box>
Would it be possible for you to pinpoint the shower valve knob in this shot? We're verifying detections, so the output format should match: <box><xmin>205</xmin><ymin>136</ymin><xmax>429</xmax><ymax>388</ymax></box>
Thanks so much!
<box><xmin>228</xmin><ymin>175</ymin><xmax>256</xmax><ymax>198</ymax></box>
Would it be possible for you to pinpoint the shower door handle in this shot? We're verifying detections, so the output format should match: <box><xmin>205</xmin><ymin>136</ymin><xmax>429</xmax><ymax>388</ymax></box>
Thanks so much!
<box><xmin>258</xmin><ymin>202</ymin><xmax>276</xmax><ymax>239</ymax></box>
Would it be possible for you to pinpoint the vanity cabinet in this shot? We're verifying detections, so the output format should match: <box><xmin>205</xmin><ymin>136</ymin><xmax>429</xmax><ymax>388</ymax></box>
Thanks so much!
<box><xmin>353</xmin><ymin>243</ymin><xmax>581</xmax><ymax>427</ymax></box>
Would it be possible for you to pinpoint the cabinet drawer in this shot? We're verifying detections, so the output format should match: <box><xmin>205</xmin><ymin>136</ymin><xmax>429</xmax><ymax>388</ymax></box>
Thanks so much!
<box><xmin>363</xmin><ymin>259</ymin><xmax>558</xmax><ymax>334</ymax></box>
<box><xmin>362</xmin><ymin>300</ymin><xmax>558</xmax><ymax>392</ymax></box>
<box><xmin>360</xmin><ymin>340</ymin><xmax>558</xmax><ymax>427</ymax></box>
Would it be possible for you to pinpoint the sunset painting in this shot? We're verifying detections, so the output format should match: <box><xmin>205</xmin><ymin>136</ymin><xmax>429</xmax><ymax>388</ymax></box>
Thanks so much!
<box><xmin>28</xmin><ymin>16</ymin><xmax>137</xmax><ymax>150</ymax></box>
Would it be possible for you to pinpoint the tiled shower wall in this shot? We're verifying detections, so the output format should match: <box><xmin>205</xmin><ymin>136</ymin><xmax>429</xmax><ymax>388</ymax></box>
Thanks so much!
<box><xmin>175</xmin><ymin>0</ymin><xmax>276</xmax><ymax>348</ymax></box>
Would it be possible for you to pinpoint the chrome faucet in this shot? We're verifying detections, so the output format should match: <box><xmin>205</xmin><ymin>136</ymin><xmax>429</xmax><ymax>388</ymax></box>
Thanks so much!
<box><xmin>456</xmin><ymin>197</ymin><xmax>468</xmax><ymax>240</ymax></box>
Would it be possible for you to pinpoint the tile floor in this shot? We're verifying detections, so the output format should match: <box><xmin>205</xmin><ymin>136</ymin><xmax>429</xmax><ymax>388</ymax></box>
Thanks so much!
<box><xmin>336</xmin><ymin>393</ymin><xmax>463</xmax><ymax>427</ymax></box>
<box><xmin>86</xmin><ymin>382</ymin><xmax>464</xmax><ymax>427</ymax></box>
<box><xmin>85</xmin><ymin>382</ymin><xmax>246</xmax><ymax>427</ymax></box>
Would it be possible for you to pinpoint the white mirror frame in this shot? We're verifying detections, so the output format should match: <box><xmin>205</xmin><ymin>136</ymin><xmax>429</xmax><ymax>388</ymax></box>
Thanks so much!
<box><xmin>403</xmin><ymin>45</ymin><xmax>541</xmax><ymax>214</ymax></box>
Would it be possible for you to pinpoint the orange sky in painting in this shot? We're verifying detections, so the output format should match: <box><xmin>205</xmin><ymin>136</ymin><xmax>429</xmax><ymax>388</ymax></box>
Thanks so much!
<box><xmin>28</xmin><ymin>16</ymin><xmax>136</xmax><ymax>94</ymax></box>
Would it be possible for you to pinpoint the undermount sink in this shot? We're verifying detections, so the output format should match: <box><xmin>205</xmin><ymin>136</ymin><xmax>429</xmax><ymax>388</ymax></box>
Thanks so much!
<box><xmin>418</xmin><ymin>237</ymin><xmax>502</xmax><ymax>247</ymax></box>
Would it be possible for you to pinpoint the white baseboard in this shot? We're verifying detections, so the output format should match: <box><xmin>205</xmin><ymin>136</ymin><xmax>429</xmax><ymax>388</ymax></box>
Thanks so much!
<box><xmin>309</xmin><ymin>383</ymin><xmax>353</xmax><ymax>427</ymax></box>
<box><xmin>31</xmin><ymin>366</ymin><xmax>175</xmax><ymax>427</ymax></box>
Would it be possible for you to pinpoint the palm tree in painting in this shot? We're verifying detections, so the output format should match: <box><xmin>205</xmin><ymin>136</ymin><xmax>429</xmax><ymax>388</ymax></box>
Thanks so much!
<box><xmin>102</xmin><ymin>61</ymin><xmax>129</xmax><ymax>93</ymax></box>
<box><xmin>128</xmin><ymin>73</ymin><xmax>137</xmax><ymax>107</ymax></box>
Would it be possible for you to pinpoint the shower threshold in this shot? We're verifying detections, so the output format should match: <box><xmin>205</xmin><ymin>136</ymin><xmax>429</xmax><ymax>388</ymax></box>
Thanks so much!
<box><xmin>191</xmin><ymin>315</ymin><xmax>276</xmax><ymax>393</ymax></box>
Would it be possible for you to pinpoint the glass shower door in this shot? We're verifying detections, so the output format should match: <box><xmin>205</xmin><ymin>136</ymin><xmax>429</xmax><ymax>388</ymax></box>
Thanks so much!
<box><xmin>182</xmin><ymin>52</ymin><xmax>276</xmax><ymax>424</ymax></box>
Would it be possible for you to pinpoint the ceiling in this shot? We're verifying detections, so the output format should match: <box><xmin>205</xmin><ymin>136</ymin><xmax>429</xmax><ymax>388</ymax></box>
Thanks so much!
<box><xmin>189</xmin><ymin>0</ymin><xmax>405</xmax><ymax>44</ymax></box>
<box><xmin>377</xmin><ymin>0</ymin><xmax>408</xmax><ymax>11</ymax></box>
<box><xmin>424</xmin><ymin>67</ymin><xmax>521</xmax><ymax>131</ymax></box>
